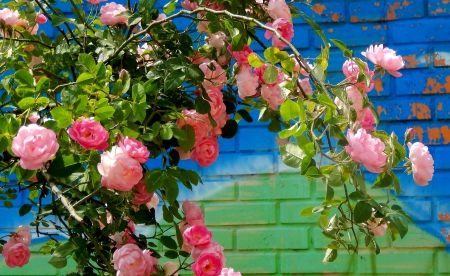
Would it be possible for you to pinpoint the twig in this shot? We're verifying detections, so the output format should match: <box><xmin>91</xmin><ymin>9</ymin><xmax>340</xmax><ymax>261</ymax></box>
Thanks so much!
<box><xmin>343</xmin><ymin>183</ymin><xmax>358</xmax><ymax>252</ymax></box>
<box><xmin>73</xmin><ymin>186</ymin><xmax>105</xmax><ymax>208</ymax></box>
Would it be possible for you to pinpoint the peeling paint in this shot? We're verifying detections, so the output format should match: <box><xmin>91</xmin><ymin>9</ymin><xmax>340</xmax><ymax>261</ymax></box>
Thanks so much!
<box><xmin>403</xmin><ymin>54</ymin><xmax>419</xmax><ymax>68</ymax></box>
<box><xmin>311</xmin><ymin>4</ymin><xmax>327</xmax><ymax>16</ymax></box>
<box><xmin>434</xmin><ymin>52</ymin><xmax>450</xmax><ymax>67</ymax></box>
<box><xmin>373</xmin><ymin>25</ymin><xmax>382</xmax><ymax>30</ymax></box>
<box><xmin>414</xmin><ymin>126</ymin><xmax>424</xmax><ymax>142</ymax></box>
<box><xmin>430</xmin><ymin>8</ymin><xmax>445</xmax><ymax>15</ymax></box>
<box><xmin>350</xmin><ymin>15</ymin><xmax>359</xmax><ymax>23</ymax></box>
<box><xmin>427</xmin><ymin>127</ymin><xmax>442</xmax><ymax>144</ymax></box>
<box><xmin>374</xmin><ymin>78</ymin><xmax>384</xmax><ymax>96</ymax></box>
<box><xmin>410</xmin><ymin>103</ymin><xmax>431</xmax><ymax>120</ymax></box>
<box><xmin>442</xmin><ymin>125</ymin><xmax>450</xmax><ymax>144</ymax></box>
<box><xmin>441</xmin><ymin>228</ymin><xmax>450</xmax><ymax>243</ymax></box>
<box><xmin>402</xmin><ymin>0</ymin><xmax>412</xmax><ymax>7</ymax></box>
<box><xmin>444</xmin><ymin>0</ymin><xmax>450</xmax><ymax>4</ymax></box>
<box><xmin>438</xmin><ymin>102</ymin><xmax>443</xmax><ymax>111</ymax></box>
<box><xmin>423</xmin><ymin>76</ymin><xmax>450</xmax><ymax>94</ymax></box>
<box><xmin>374</xmin><ymin>2</ymin><xmax>380</xmax><ymax>6</ymax></box>
<box><xmin>387</xmin><ymin>2</ymin><xmax>401</xmax><ymax>20</ymax></box>
<box><xmin>327</xmin><ymin>28</ymin><xmax>334</xmax><ymax>33</ymax></box>
<box><xmin>331</xmin><ymin>13</ymin><xmax>342</xmax><ymax>22</ymax></box>
<box><xmin>377</xmin><ymin>105</ymin><xmax>387</xmax><ymax>116</ymax></box>
<box><xmin>438</xmin><ymin>213</ymin><xmax>450</xmax><ymax>221</ymax></box>
<box><xmin>362</xmin><ymin>26</ymin><xmax>368</xmax><ymax>31</ymax></box>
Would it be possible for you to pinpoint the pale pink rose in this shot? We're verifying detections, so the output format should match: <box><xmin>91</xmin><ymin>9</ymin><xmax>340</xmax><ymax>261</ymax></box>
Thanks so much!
<box><xmin>183</xmin><ymin>225</ymin><xmax>212</xmax><ymax>246</ymax></box>
<box><xmin>211</xmin><ymin>112</ymin><xmax>229</xmax><ymax>137</ymax></box>
<box><xmin>267</xmin><ymin>0</ymin><xmax>291</xmax><ymax>20</ymax></box>
<box><xmin>191</xmin><ymin>137</ymin><xmax>220</xmax><ymax>167</ymax></box>
<box><xmin>176</xmin><ymin>110</ymin><xmax>211</xmax><ymax>146</ymax></box>
<box><xmin>143</xmin><ymin>249</ymin><xmax>158</xmax><ymax>275</ymax></box>
<box><xmin>209</xmin><ymin>31</ymin><xmax>226</xmax><ymax>50</ymax></box>
<box><xmin>191</xmin><ymin>241</ymin><xmax>226</xmax><ymax>264</ymax></box>
<box><xmin>293</xmin><ymin>59</ymin><xmax>313</xmax><ymax>76</ymax></box>
<box><xmin>236</xmin><ymin>65</ymin><xmax>259</xmax><ymax>99</ymax></box>
<box><xmin>360</xmin><ymin>108</ymin><xmax>376</xmax><ymax>131</ymax></box>
<box><xmin>342</xmin><ymin>59</ymin><xmax>374</xmax><ymax>93</ymax></box>
<box><xmin>28</xmin><ymin>112</ymin><xmax>39</xmax><ymax>123</ymax></box>
<box><xmin>181</xmin><ymin>0</ymin><xmax>197</xmax><ymax>10</ymax></box>
<box><xmin>9</xmin><ymin>226</ymin><xmax>32</xmax><ymax>245</ymax></box>
<box><xmin>367</xmin><ymin>218</ymin><xmax>387</xmax><ymax>237</ymax></box>
<box><xmin>182</xmin><ymin>200</ymin><xmax>205</xmax><ymax>226</ymax></box>
<box><xmin>0</xmin><ymin>8</ymin><xmax>20</xmax><ymax>26</ymax></box>
<box><xmin>221</xmin><ymin>268</ymin><xmax>242</xmax><ymax>276</ymax></box>
<box><xmin>206</xmin><ymin>88</ymin><xmax>226</xmax><ymax>120</ymax></box>
<box><xmin>362</xmin><ymin>44</ymin><xmax>404</xmax><ymax>77</ymax></box>
<box><xmin>179</xmin><ymin>220</ymin><xmax>194</xmax><ymax>252</ymax></box>
<box><xmin>132</xmin><ymin>180</ymin><xmax>154</xmax><ymax>205</ymax></box>
<box><xmin>146</xmin><ymin>194</ymin><xmax>159</xmax><ymax>211</ymax></box>
<box><xmin>228</xmin><ymin>44</ymin><xmax>253</xmax><ymax>65</ymax></box>
<box><xmin>197</xmin><ymin>13</ymin><xmax>210</xmax><ymax>32</ymax></box>
<box><xmin>217</xmin><ymin>54</ymin><xmax>230</xmax><ymax>66</ymax></box>
<box><xmin>12</xmin><ymin>124</ymin><xmax>59</xmax><ymax>170</ymax></box>
<box><xmin>109</xmin><ymin>218</ymin><xmax>136</xmax><ymax>248</ymax></box>
<box><xmin>1</xmin><ymin>242</ymin><xmax>30</xmax><ymax>268</ymax></box>
<box><xmin>68</xmin><ymin>117</ymin><xmax>109</xmax><ymax>150</ymax></box>
<box><xmin>87</xmin><ymin>0</ymin><xmax>106</xmax><ymax>4</ymax></box>
<box><xmin>36</xmin><ymin>14</ymin><xmax>47</xmax><ymax>24</ymax></box>
<box><xmin>335</xmin><ymin>86</ymin><xmax>365</xmax><ymax>121</ymax></box>
<box><xmin>163</xmin><ymin>262</ymin><xmax>179</xmax><ymax>276</ymax></box>
<box><xmin>192</xmin><ymin>253</ymin><xmax>224</xmax><ymax>276</ymax></box>
<box><xmin>261</xmin><ymin>84</ymin><xmax>284</xmax><ymax>110</ymax></box>
<box><xmin>254</xmin><ymin>64</ymin><xmax>284</xmax><ymax>85</ymax></box>
<box><xmin>345</xmin><ymin>129</ymin><xmax>387</xmax><ymax>173</ymax></box>
<box><xmin>100</xmin><ymin>3</ymin><xmax>128</xmax><ymax>26</ymax></box>
<box><xmin>299</xmin><ymin>78</ymin><xmax>313</xmax><ymax>96</ymax></box>
<box><xmin>264</xmin><ymin>18</ymin><xmax>294</xmax><ymax>49</ymax></box>
<box><xmin>176</xmin><ymin>147</ymin><xmax>192</xmax><ymax>160</ymax></box>
<box><xmin>97</xmin><ymin>146</ymin><xmax>143</xmax><ymax>191</ymax></box>
<box><xmin>119</xmin><ymin>137</ymin><xmax>149</xmax><ymax>163</ymax></box>
<box><xmin>14</xmin><ymin>19</ymin><xmax>38</xmax><ymax>35</ymax></box>
<box><xmin>113</xmin><ymin>244</ymin><xmax>148</xmax><ymax>276</ymax></box>
<box><xmin>200</xmin><ymin>59</ymin><xmax>227</xmax><ymax>90</ymax></box>
<box><xmin>407</xmin><ymin>142</ymin><xmax>434</xmax><ymax>186</ymax></box>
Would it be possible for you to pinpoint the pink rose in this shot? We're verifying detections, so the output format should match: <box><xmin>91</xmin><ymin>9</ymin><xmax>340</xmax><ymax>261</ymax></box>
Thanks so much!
<box><xmin>192</xmin><ymin>253</ymin><xmax>224</xmax><ymax>276</ymax></box>
<box><xmin>176</xmin><ymin>147</ymin><xmax>192</xmax><ymax>160</ymax></box>
<box><xmin>191</xmin><ymin>241</ymin><xmax>226</xmax><ymax>264</ymax></box>
<box><xmin>197</xmin><ymin>13</ymin><xmax>210</xmax><ymax>33</ymax></box>
<box><xmin>367</xmin><ymin>218</ymin><xmax>387</xmax><ymax>237</ymax></box>
<box><xmin>176</xmin><ymin>110</ymin><xmax>211</xmax><ymax>146</ymax></box>
<box><xmin>183</xmin><ymin>225</ymin><xmax>212</xmax><ymax>246</ymax></box>
<box><xmin>360</xmin><ymin>108</ymin><xmax>376</xmax><ymax>131</ymax></box>
<box><xmin>113</xmin><ymin>244</ymin><xmax>148</xmax><ymax>276</ymax></box>
<box><xmin>87</xmin><ymin>0</ymin><xmax>106</xmax><ymax>4</ymax></box>
<box><xmin>206</xmin><ymin>88</ymin><xmax>226</xmax><ymax>120</ymax></box>
<box><xmin>362</xmin><ymin>44</ymin><xmax>404</xmax><ymax>77</ymax></box>
<box><xmin>9</xmin><ymin>225</ymin><xmax>32</xmax><ymax>245</ymax></box>
<box><xmin>0</xmin><ymin>8</ymin><xmax>20</xmax><ymax>26</ymax></box>
<box><xmin>345</xmin><ymin>129</ymin><xmax>387</xmax><ymax>173</ymax></box>
<box><xmin>408</xmin><ymin>142</ymin><xmax>434</xmax><ymax>186</ymax></box>
<box><xmin>211</xmin><ymin>112</ymin><xmax>229</xmax><ymax>137</ymax></box>
<box><xmin>264</xmin><ymin>18</ymin><xmax>294</xmax><ymax>49</ymax></box>
<box><xmin>299</xmin><ymin>78</ymin><xmax>313</xmax><ymax>96</ymax></box>
<box><xmin>132</xmin><ymin>180</ymin><xmax>154</xmax><ymax>205</ymax></box>
<box><xmin>100</xmin><ymin>3</ymin><xmax>128</xmax><ymax>26</ymax></box>
<box><xmin>119</xmin><ymin>137</ymin><xmax>149</xmax><ymax>163</ymax></box>
<box><xmin>217</xmin><ymin>54</ymin><xmax>230</xmax><ymax>66</ymax></box>
<box><xmin>68</xmin><ymin>117</ymin><xmax>109</xmax><ymax>150</ymax></box>
<box><xmin>36</xmin><ymin>14</ymin><xmax>47</xmax><ymax>24</ymax></box>
<box><xmin>163</xmin><ymin>262</ymin><xmax>179</xmax><ymax>276</ymax></box>
<box><xmin>28</xmin><ymin>112</ymin><xmax>40</xmax><ymax>123</ymax></box>
<box><xmin>97</xmin><ymin>146</ymin><xmax>143</xmax><ymax>191</ymax></box>
<box><xmin>179</xmin><ymin>220</ymin><xmax>194</xmax><ymax>252</ymax></box>
<box><xmin>191</xmin><ymin>51</ymin><xmax>206</xmax><ymax>65</ymax></box>
<box><xmin>182</xmin><ymin>200</ymin><xmax>204</xmax><ymax>226</ymax></box>
<box><xmin>14</xmin><ymin>19</ymin><xmax>38</xmax><ymax>35</ymax></box>
<box><xmin>221</xmin><ymin>268</ymin><xmax>242</xmax><ymax>276</ymax></box>
<box><xmin>228</xmin><ymin>44</ymin><xmax>253</xmax><ymax>65</ymax></box>
<box><xmin>342</xmin><ymin>59</ymin><xmax>374</xmax><ymax>93</ymax></box>
<box><xmin>146</xmin><ymin>194</ymin><xmax>159</xmax><ymax>211</ymax></box>
<box><xmin>267</xmin><ymin>0</ymin><xmax>291</xmax><ymax>20</ymax></box>
<box><xmin>12</xmin><ymin>124</ymin><xmax>59</xmax><ymax>170</ymax></box>
<box><xmin>236</xmin><ymin>65</ymin><xmax>259</xmax><ymax>99</ymax></box>
<box><xmin>261</xmin><ymin>84</ymin><xmax>284</xmax><ymax>110</ymax></box>
<box><xmin>181</xmin><ymin>0</ymin><xmax>197</xmax><ymax>10</ymax></box>
<box><xmin>1</xmin><ymin>242</ymin><xmax>30</xmax><ymax>268</ymax></box>
<box><xmin>191</xmin><ymin>137</ymin><xmax>220</xmax><ymax>167</ymax></box>
<box><xmin>209</xmin><ymin>31</ymin><xmax>226</xmax><ymax>50</ymax></box>
<box><xmin>199</xmin><ymin>59</ymin><xmax>227</xmax><ymax>90</ymax></box>
<box><xmin>143</xmin><ymin>249</ymin><xmax>158</xmax><ymax>275</ymax></box>
<box><xmin>293</xmin><ymin>59</ymin><xmax>313</xmax><ymax>76</ymax></box>
<box><xmin>334</xmin><ymin>86</ymin><xmax>365</xmax><ymax>122</ymax></box>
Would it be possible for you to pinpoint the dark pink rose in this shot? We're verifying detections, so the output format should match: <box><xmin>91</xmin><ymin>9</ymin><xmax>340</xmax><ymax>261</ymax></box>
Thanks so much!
<box><xmin>264</xmin><ymin>18</ymin><xmax>294</xmax><ymax>49</ymax></box>
<box><xmin>192</xmin><ymin>253</ymin><xmax>224</xmax><ymax>276</ymax></box>
<box><xmin>119</xmin><ymin>137</ymin><xmax>149</xmax><ymax>163</ymax></box>
<box><xmin>1</xmin><ymin>242</ymin><xmax>30</xmax><ymax>268</ymax></box>
<box><xmin>191</xmin><ymin>137</ymin><xmax>220</xmax><ymax>167</ymax></box>
<box><xmin>68</xmin><ymin>117</ymin><xmax>109</xmax><ymax>150</ymax></box>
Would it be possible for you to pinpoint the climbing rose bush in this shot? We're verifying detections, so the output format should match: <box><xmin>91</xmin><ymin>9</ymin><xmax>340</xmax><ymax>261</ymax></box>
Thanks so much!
<box><xmin>0</xmin><ymin>0</ymin><xmax>434</xmax><ymax>274</ymax></box>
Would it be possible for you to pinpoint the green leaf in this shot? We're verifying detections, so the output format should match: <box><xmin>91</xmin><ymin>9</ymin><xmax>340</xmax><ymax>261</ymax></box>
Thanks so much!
<box><xmin>36</xmin><ymin>77</ymin><xmax>50</xmax><ymax>93</ymax></box>
<box><xmin>174</xmin><ymin>221</ymin><xmax>184</xmax><ymax>249</ymax></box>
<box><xmin>165</xmin><ymin>57</ymin><xmax>186</xmax><ymax>70</ymax></box>
<box><xmin>281</xmin><ymin>58</ymin><xmax>295</xmax><ymax>72</ymax></box>
<box><xmin>140</xmin><ymin>0</ymin><xmax>157</xmax><ymax>10</ymax></box>
<box><xmin>194</xmin><ymin>96</ymin><xmax>211</xmax><ymax>115</ymax></box>
<box><xmin>221</xmin><ymin>119</ymin><xmax>238</xmax><ymax>139</ymax></box>
<box><xmin>164</xmin><ymin>250</ymin><xmax>179</xmax><ymax>259</ymax></box>
<box><xmin>132</xmin><ymin>102</ymin><xmax>147</xmax><ymax>123</ymax></box>
<box><xmin>164</xmin><ymin>70</ymin><xmax>185</xmax><ymax>91</ymax></box>
<box><xmin>280</xmin><ymin>99</ymin><xmax>300</xmax><ymax>121</ymax></box>
<box><xmin>186</xmin><ymin>65</ymin><xmax>204</xmax><ymax>82</ymax></box>
<box><xmin>161</xmin><ymin>124</ymin><xmax>174</xmax><ymax>140</ymax></box>
<box><xmin>17</xmin><ymin>97</ymin><xmax>36</xmax><ymax>110</ymax></box>
<box><xmin>3</xmin><ymin>201</ymin><xmax>12</xmax><ymax>208</ymax></box>
<box><xmin>145</xmin><ymin>169</ymin><xmax>165</xmax><ymax>192</ymax></box>
<box><xmin>179</xmin><ymin>125</ymin><xmax>195</xmax><ymax>152</ymax></box>
<box><xmin>388</xmin><ymin>216</ymin><xmax>408</xmax><ymax>239</ymax></box>
<box><xmin>50</xmin><ymin>106</ymin><xmax>72</xmax><ymax>128</ymax></box>
<box><xmin>78</xmin><ymin>54</ymin><xmax>96</xmax><ymax>73</ymax></box>
<box><xmin>76</xmin><ymin>72</ymin><xmax>95</xmax><ymax>85</ymax></box>
<box><xmin>164</xmin><ymin>176</ymin><xmax>179</xmax><ymax>204</ymax></box>
<box><xmin>127</xmin><ymin>14</ymin><xmax>142</xmax><ymax>26</ymax></box>
<box><xmin>263</xmin><ymin>65</ymin><xmax>278</xmax><ymax>85</ymax></box>
<box><xmin>19</xmin><ymin>204</ymin><xmax>32</xmax><ymax>216</ymax></box>
<box><xmin>132</xmin><ymin>83</ymin><xmax>145</xmax><ymax>103</ymax></box>
<box><xmin>237</xmin><ymin>109</ymin><xmax>253</xmax><ymax>122</ymax></box>
<box><xmin>280</xmin><ymin>143</ymin><xmax>305</xmax><ymax>168</ymax></box>
<box><xmin>61</xmin><ymin>86</ymin><xmax>79</xmax><ymax>106</ymax></box>
<box><xmin>95</xmin><ymin>106</ymin><xmax>115</xmax><ymax>120</ymax></box>
<box><xmin>162</xmin><ymin>205</ymin><xmax>174</xmax><ymax>223</ymax></box>
<box><xmin>323</xmin><ymin>248</ymin><xmax>338</xmax><ymax>263</ymax></box>
<box><xmin>47</xmin><ymin>154</ymin><xmax>82</xmax><ymax>178</ymax></box>
<box><xmin>354</xmin><ymin>201</ymin><xmax>372</xmax><ymax>223</ymax></box>
<box><xmin>330</xmin><ymin>39</ymin><xmax>352</xmax><ymax>58</ymax></box>
<box><xmin>15</xmin><ymin>70</ymin><xmax>34</xmax><ymax>86</ymax></box>
<box><xmin>264</xmin><ymin>47</ymin><xmax>281</xmax><ymax>64</ymax></box>
<box><xmin>163</xmin><ymin>0</ymin><xmax>177</xmax><ymax>14</ymax></box>
<box><xmin>372</xmin><ymin>171</ymin><xmax>393</xmax><ymax>189</ymax></box>
<box><xmin>247</xmin><ymin>53</ymin><xmax>265</xmax><ymax>68</ymax></box>
<box><xmin>160</xmin><ymin>236</ymin><xmax>178</xmax><ymax>249</ymax></box>
<box><xmin>300</xmin><ymin>206</ymin><xmax>314</xmax><ymax>217</ymax></box>
<box><xmin>48</xmin><ymin>256</ymin><xmax>67</xmax><ymax>269</ymax></box>
<box><xmin>53</xmin><ymin>242</ymin><xmax>76</xmax><ymax>257</ymax></box>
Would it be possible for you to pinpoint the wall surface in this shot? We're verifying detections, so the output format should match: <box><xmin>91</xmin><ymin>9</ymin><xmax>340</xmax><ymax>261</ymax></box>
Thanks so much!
<box><xmin>1</xmin><ymin>0</ymin><xmax>450</xmax><ymax>275</ymax></box>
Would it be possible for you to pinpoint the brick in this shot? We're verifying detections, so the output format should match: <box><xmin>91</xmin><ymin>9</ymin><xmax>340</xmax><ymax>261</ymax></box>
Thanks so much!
<box><xmin>394</xmin><ymin>69</ymin><xmax>450</xmax><ymax>95</ymax></box>
<box><xmin>203</xmin><ymin>152</ymin><xmax>275</xmax><ymax>176</ymax></box>
<box><xmin>218</xmin><ymin>136</ymin><xmax>236</xmax><ymax>153</ymax></box>
<box><xmin>393</xmin><ymin>225</ymin><xmax>444</xmax><ymax>247</ymax></box>
<box><xmin>438</xmin><ymin>250</ymin><xmax>450</xmax><ymax>273</ymax></box>
<box><xmin>434</xmin><ymin>47</ymin><xmax>450</xmax><ymax>67</ymax></box>
<box><xmin>280</xmin><ymin>201</ymin><xmax>323</xmax><ymax>224</ymax></box>
<box><xmin>388</xmin><ymin>123</ymin><xmax>450</xmax><ymax>145</ymax></box>
<box><xmin>193</xmin><ymin>179</ymin><xmax>236</xmax><ymax>201</ymax></box>
<box><xmin>205</xmin><ymin>202</ymin><xmax>276</xmax><ymax>225</ymax></box>
<box><xmin>0</xmin><ymin>253</ymin><xmax>58</xmax><ymax>275</ymax></box>
<box><xmin>301</xmin><ymin>2</ymin><xmax>346</xmax><ymax>23</ymax></box>
<box><xmin>238</xmin><ymin>173</ymin><xmax>311</xmax><ymax>200</ymax></box>
<box><xmin>238</xmin><ymin>127</ymin><xmax>278</xmax><ymax>151</ymax></box>
<box><xmin>349</xmin><ymin>1</ymin><xmax>386</xmax><ymax>22</ymax></box>
<box><xmin>281</xmin><ymin>252</ymin><xmax>357</xmax><ymax>273</ymax></box>
<box><xmin>392</xmin><ymin>18</ymin><xmax>450</xmax><ymax>44</ymax></box>
<box><xmin>237</xmin><ymin>227</ymin><xmax>309</xmax><ymax>250</ymax></box>
<box><xmin>209</xmin><ymin>228</ymin><xmax>234</xmax><ymax>250</ymax></box>
<box><xmin>359</xmin><ymin>251</ymin><xmax>434</xmax><ymax>274</ymax></box>
<box><xmin>436</xmin><ymin>96</ymin><xmax>450</xmax><ymax>119</ymax></box>
<box><xmin>393</xmin><ymin>170</ymin><xmax>450</xmax><ymax>196</ymax></box>
<box><xmin>428</xmin><ymin>0</ymin><xmax>450</xmax><ymax>17</ymax></box>
<box><xmin>432</xmin><ymin>146</ymin><xmax>450</xmax><ymax>169</ymax></box>
<box><xmin>400</xmin><ymin>199</ymin><xmax>432</xmax><ymax>221</ymax></box>
<box><xmin>315</xmin><ymin>23</ymin><xmax>387</xmax><ymax>48</ymax></box>
<box><xmin>385</xmin><ymin>0</ymin><xmax>425</xmax><ymax>20</ymax></box>
<box><xmin>437</xmin><ymin>199</ymin><xmax>450</xmax><ymax>221</ymax></box>
<box><xmin>226</xmin><ymin>252</ymin><xmax>277</xmax><ymax>274</ymax></box>
<box><xmin>373</xmin><ymin>98</ymin><xmax>432</xmax><ymax>121</ymax></box>
<box><xmin>397</xmin><ymin>45</ymin><xmax>430</xmax><ymax>69</ymax></box>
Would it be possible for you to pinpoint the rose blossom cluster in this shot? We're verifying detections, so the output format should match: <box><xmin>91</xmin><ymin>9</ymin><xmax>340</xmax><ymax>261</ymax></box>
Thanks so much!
<box><xmin>99</xmin><ymin>2</ymin><xmax>129</xmax><ymax>26</ymax></box>
<box><xmin>407</xmin><ymin>142</ymin><xmax>434</xmax><ymax>186</ymax></box>
<box><xmin>1</xmin><ymin>226</ymin><xmax>32</xmax><ymax>268</ymax></box>
<box><xmin>178</xmin><ymin>200</ymin><xmax>241</xmax><ymax>276</ymax></box>
<box><xmin>97</xmin><ymin>136</ymin><xmax>148</xmax><ymax>191</ymax></box>
<box><xmin>113</xmin><ymin>244</ymin><xmax>158</xmax><ymax>276</ymax></box>
<box><xmin>0</xmin><ymin>8</ymin><xmax>46</xmax><ymax>37</ymax></box>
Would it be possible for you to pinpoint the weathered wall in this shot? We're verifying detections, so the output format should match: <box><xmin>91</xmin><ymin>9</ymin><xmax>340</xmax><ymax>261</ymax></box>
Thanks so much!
<box><xmin>1</xmin><ymin>0</ymin><xmax>450</xmax><ymax>275</ymax></box>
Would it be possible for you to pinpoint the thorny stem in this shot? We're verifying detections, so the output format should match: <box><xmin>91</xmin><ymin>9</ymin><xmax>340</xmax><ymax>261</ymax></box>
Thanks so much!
<box><xmin>73</xmin><ymin>186</ymin><xmax>105</xmax><ymax>208</ymax></box>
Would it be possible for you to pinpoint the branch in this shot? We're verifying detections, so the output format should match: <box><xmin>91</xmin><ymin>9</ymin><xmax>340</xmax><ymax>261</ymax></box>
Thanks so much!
<box><xmin>1</xmin><ymin>37</ymin><xmax>54</xmax><ymax>48</ymax></box>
